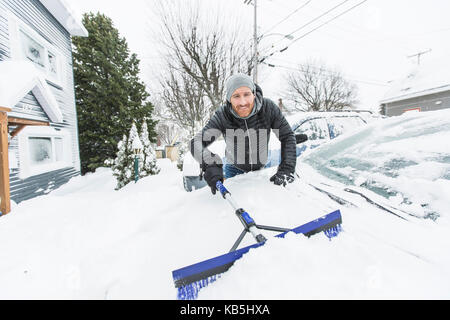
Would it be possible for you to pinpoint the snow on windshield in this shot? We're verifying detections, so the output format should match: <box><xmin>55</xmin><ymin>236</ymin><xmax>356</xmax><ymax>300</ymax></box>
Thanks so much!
<box><xmin>302</xmin><ymin>109</ymin><xmax>450</xmax><ymax>220</ymax></box>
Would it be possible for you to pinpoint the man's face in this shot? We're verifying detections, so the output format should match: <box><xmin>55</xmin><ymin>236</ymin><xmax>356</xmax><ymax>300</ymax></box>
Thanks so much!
<box><xmin>230</xmin><ymin>86</ymin><xmax>255</xmax><ymax>118</ymax></box>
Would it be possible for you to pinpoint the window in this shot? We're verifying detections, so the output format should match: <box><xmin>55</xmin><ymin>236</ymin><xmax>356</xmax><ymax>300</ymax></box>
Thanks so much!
<box><xmin>18</xmin><ymin>126</ymin><xmax>73</xmax><ymax>179</ymax></box>
<box><xmin>295</xmin><ymin>118</ymin><xmax>330</xmax><ymax>141</ymax></box>
<box><xmin>7</xmin><ymin>13</ymin><xmax>64</xmax><ymax>88</ymax></box>
<box><xmin>47</xmin><ymin>51</ymin><xmax>58</xmax><ymax>75</ymax></box>
<box><xmin>20</xmin><ymin>30</ymin><xmax>45</xmax><ymax>68</ymax></box>
<box><xmin>29</xmin><ymin>137</ymin><xmax>53</xmax><ymax>165</ymax></box>
<box><xmin>327</xmin><ymin>116</ymin><xmax>366</xmax><ymax>139</ymax></box>
<box><xmin>403</xmin><ymin>107</ymin><xmax>421</xmax><ymax>114</ymax></box>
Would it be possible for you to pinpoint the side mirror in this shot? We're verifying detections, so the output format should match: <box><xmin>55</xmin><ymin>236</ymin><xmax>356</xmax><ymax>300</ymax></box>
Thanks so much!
<box><xmin>295</xmin><ymin>133</ymin><xmax>308</xmax><ymax>144</ymax></box>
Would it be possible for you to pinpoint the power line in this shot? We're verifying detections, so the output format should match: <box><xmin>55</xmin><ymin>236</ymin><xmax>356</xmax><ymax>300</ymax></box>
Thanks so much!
<box><xmin>287</xmin><ymin>0</ymin><xmax>350</xmax><ymax>37</ymax></box>
<box><xmin>268</xmin><ymin>57</ymin><xmax>388</xmax><ymax>84</ymax></box>
<box><xmin>319</xmin><ymin>21</ymin><xmax>415</xmax><ymax>53</ymax></box>
<box><xmin>260</xmin><ymin>0</ymin><xmax>369</xmax><ymax>63</ymax></box>
<box><xmin>261</xmin><ymin>0</ymin><xmax>313</xmax><ymax>36</ymax></box>
<box><xmin>291</xmin><ymin>0</ymin><xmax>369</xmax><ymax>44</ymax></box>
<box><xmin>269</xmin><ymin>0</ymin><xmax>351</xmax><ymax>49</ymax></box>
<box><xmin>261</xmin><ymin>61</ymin><xmax>388</xmax><ymax>87</ymax></box>
<box><xmin>259</xmin><ymin>0</ymin><xmax>352</xmax><ymax>62</ymax></box>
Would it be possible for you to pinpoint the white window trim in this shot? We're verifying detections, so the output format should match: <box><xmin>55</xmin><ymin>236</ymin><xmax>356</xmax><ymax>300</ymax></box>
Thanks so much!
<box><xmin>7</xmin><ymin>12</ymin><xmax>65</xmax><ymax>89</ymax></box>
<box><xmin>18</xmin><ymin>126</ymin><xmax>73</xmax><ymax>180</ymax></box>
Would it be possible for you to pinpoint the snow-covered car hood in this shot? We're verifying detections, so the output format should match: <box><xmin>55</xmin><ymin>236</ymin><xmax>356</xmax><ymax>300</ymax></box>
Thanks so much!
<box><xmin>302</xmin><ymin>109</ymin><xmax>450</xmax><ymax>220</ymax></box>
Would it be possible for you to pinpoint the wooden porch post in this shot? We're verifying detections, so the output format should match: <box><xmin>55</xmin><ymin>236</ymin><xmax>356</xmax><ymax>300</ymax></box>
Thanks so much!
<box><xmin>0</xmin><ymin>107</ymin><xmax>12</xmax><ymax>216</ymax></box>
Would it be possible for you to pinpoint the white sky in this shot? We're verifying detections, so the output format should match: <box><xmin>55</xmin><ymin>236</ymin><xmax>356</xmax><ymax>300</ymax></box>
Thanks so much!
<box><xmin>70</xmin><ymin>0</ymin><xmax>450</xmax><ymax>112</ymax></box>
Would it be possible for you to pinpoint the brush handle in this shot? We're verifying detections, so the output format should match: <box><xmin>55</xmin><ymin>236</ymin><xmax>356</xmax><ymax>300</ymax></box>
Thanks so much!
<box><xmin>216</xmin><ymin>181</ymin><xmax>267</xmax><ymax>244</ymax></box>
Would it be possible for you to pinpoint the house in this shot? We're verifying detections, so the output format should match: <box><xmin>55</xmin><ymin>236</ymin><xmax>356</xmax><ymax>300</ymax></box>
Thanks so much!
<box><xmin>0</xmin><ymin>0</ymin><xmax>88</xmax><ymax>215</ymax></box>
<box><xmin>380</xmin><ymin>59</ymin><xmax>450</xmax><ymax>116</ymax></box>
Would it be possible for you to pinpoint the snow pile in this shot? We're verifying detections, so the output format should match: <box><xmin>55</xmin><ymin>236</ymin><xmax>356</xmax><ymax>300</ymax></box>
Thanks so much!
<box><xmin>199</xmin><ymin>228</ymin><xmax>449</xmax><ymax>300</ymax></box>
<box><xmin>303</xmin><ymin>109</ymin><xmax>450</xmax><ymax>220</ymax></box>
<box><xmin>198</xmin><ymin>165</ymin><xmax>450</xmax><ymax>300</ymax></box>
<box><xmin>1</xmin><ymin>120</ymin><xmax>450</xmax><ymax>299</ymax></box>
<box><xmin>0</xmin><ymin>161</ymin><xmax>183</xmax><ymax>299</ymax></box>
<box><xmin>0</xmin><ymin>60</ymin><xmax>62</xmax><ymax>122</ymax></box>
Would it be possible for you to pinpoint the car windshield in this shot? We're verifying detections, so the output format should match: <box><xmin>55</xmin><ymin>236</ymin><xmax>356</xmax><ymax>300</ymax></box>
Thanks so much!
<box><xmin>302</xmin><ymin>109</ymin><xmax>450</xmax><ymax>221</ymax></box>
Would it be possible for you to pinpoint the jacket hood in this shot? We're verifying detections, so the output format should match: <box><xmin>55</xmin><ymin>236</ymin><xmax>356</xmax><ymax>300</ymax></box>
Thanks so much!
<box><xmin>227</xmin><ymin>83</ymin><xmax>264</xmax><ymax>120</ymax></box>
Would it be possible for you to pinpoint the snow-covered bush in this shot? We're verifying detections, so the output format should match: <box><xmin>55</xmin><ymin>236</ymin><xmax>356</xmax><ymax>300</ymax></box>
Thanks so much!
<box><xmin>112</xmin><ymin>121</ymin><xmax>160</xmax><ymax>190</ymax></box>
<box><xmin>112</xmin><ymin>133</ymin><xmax>133</xmax><ymax>190</ymax></box>
<box><xmin>140</xmin><ymin>120</ymin><xmax>160</xmax><ymax>177</ymax></box>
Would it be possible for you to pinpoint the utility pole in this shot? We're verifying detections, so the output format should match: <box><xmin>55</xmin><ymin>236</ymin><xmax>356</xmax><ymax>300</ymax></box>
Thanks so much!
<box><xmin>245</xmin><ymin>0</ymin><xmax>258</xmax><ymax>84</ymax></box>
<box><xmin>408</xmin><ymin>49</ymin><xmax>432</xmax><ymax>66</ymax></box>
<box><xmin>253</xmin><ymin>0</ymin><xmax>258</xmax><ymax>84</ymax></box>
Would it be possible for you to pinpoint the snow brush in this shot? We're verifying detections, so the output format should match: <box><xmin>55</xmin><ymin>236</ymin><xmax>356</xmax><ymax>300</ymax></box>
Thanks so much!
<box><xmin>172</xmin><ymin>181</ymin><xmax>342</xmax><ymax>300</ymax></box>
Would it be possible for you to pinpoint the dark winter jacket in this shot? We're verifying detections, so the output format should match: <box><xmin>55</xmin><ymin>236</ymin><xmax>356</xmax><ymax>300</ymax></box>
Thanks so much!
<box><xmin>190</xmin><ymin>84</ymin><xmax>297</xmax><ymax>175</ymax></box>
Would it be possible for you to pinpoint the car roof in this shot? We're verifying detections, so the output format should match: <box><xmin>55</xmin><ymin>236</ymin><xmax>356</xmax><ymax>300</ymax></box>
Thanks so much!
<box><xmin>286</xmin><ymin>111</ymin><xmax>371</xmax><ymax>127</ymax></box>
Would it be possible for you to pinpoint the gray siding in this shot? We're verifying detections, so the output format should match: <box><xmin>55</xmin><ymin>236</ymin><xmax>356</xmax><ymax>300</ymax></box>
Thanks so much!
<box><xmin>0</xmin><ymin>6</ymin><xmax>10</xmax><ymax>59</ymax></box>
<box><xmin>0</xmin><ymin>0</ymin><xmax>81</xmax><ymax>204</ymax></box>
<box><xmin>383</xmin><ymin>90</ymin><xmax>450</xmax><ymax>117</ymax></box>
<box><xmin>9</xmin><ymin>167</ymin><xmax>78</xmax><ymax>203</ymax></box>
<box><xmin>9</xmin><ymin>91</ymin><xmax>50</xmax><ymax>121</ymax></box>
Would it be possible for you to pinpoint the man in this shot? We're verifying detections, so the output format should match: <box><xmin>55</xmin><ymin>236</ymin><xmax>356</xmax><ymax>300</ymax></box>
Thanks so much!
<box><xmin>191</xmin><ymin>73</ymin><xmax>297</xmax><ymax>194</ymax></box>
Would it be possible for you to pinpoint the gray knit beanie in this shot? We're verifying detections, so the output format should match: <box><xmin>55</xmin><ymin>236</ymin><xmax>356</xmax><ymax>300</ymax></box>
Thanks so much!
<box><xmin>226</xmin><ymin>73</ymin><xmax>255</xmax><ymax>102</ymax></box>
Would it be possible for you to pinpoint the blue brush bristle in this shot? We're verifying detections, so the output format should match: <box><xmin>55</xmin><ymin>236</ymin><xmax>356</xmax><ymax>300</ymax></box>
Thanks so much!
<box><xmin>174</xmin><ymin>211</ymin><xmax>343</xmax><ymax>300</ymax></box>
<box><xmin>324</xmin><ymin>224</ymin><xmax>342</xmax><ymax>240</ymax></box>
<box><xmin>177</xmin><ymin>274</ymin><xmax>221</xmax><ymax>300</ymax></box>
<box><xmin>177</xmin><ymin>224</ymin><xmax>343</xmax><ymax>300</ymax></box>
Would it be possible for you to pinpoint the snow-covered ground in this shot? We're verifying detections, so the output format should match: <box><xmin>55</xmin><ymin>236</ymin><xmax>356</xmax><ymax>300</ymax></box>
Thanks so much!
<box><xmin>1</xmin><ymin>114</ymin><xmax>450</xmax><ymax>300</ymax></box>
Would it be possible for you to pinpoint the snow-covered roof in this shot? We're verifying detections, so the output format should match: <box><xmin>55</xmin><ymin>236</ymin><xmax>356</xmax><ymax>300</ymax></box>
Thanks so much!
<box><xmin>39</xmin><ymin>0</ymin><xmax>88</xmax><ymax>37</ymax></box>
<box><xmin>0</xmin><ymin>60</ymin><xmax>63</xmax><ymax>123</ymax></box>
<box><xmin>380</xmin><ymin>59</ymin><xmax>450</xmax><ymax>104</ymax></box>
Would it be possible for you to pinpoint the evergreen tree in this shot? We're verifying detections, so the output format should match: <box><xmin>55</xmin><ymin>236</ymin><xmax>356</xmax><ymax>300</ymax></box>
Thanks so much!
<box><xmin>111</xmin><ymin>134</ymin><xmax>131</xmax><ymax>190</ymax></box>
<box><xmin>73</xmin><ymin>12</ymin><xmax>158</xmax><ymax>174</ymax></box>
<box><xmin>112</xmin><ymin>123</ymin><xmax>138</xmax><ymax>190</ymax></box>
<box><xmin>140</xmin><ymin>120</ymin><xmax>160</xmax><ymax>177</ymax></box>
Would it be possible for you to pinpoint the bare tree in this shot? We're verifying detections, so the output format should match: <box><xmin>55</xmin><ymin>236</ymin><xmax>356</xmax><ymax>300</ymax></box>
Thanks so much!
<box><xmin>159</xmin><ymin>71</ymin><xmax>209</xmax><ymax>137</ymax></box>
<box><xmin>156</xmin><ymin>121</ymin><xmax>179</xmax><ymax>146</ymax></box>
<box><xmin>153</xmin><ymin>0</ymin><xmax>255</xmax><ymax>135</ymax></box>
<box><xmin>284</xmin><ymin>61</ymin><xmax>358</xmax><ymax>112</ymax></box>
